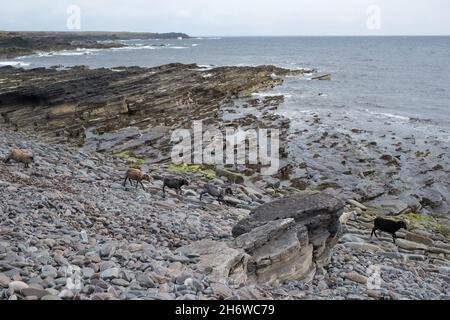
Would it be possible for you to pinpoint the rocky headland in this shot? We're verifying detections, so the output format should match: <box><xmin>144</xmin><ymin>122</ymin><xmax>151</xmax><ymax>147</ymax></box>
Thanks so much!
<box><xmin>0</xmin><ymin>63</ymin><xmax>449</xmax><ymax>300</ymax></box>
<box><xmin>0</xmin><ymin>31</ymin><xmax>190</xmax><ymax>59</ymax></box>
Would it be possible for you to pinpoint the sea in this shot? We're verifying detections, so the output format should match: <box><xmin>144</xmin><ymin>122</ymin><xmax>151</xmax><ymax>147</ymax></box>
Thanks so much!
<box><xmin>2</xmin><ymin>36</ymin><xmax>450</xmax><ymax>132</ymax></box>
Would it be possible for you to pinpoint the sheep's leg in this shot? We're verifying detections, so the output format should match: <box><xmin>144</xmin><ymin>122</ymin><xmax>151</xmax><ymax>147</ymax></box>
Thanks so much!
<box><xmin>162</xmin><ymin>184</ymin><xmax>166</xmax><ymax>195</ymax></box>
<box><xmin>371</xmin><ymin>228</ymin><xmax>379</xmax><ymax>239</ymax></box>
<box><xmin>392</xmin><ymin>233</ymin><xmax>397</xmax><ymax>244</ymax></box>
<box><xmin>199</xmin><ymin>191</ymin><xmax>205</xmax><ymax>201</ymax></box>
<box><xmin>140</xmin><ymin>181</ymin><xmax>145</xmax><ymax>191</ymax></box>
<box><xmin>123</xmin><ymin>177</ymin><xmax>128</xmax><ymax>187</ymax></box>
<box><xmin>3</xmin><ymin>157</ymin><xmax>10</xmax><ymax>164</ymax></box>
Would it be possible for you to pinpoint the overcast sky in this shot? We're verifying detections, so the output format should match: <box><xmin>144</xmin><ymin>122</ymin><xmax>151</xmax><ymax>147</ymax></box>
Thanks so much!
<box><xmin>1</xmin><ymin>0</ymin><xmax>449</xmax><ymax>36</ymax></box>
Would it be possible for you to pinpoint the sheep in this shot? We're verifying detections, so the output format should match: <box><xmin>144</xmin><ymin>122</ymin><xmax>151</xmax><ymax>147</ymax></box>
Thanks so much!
<box><xmin>199</xmin><ymin>184</ymin><xmax>233</xmax><ymax>205</ymax></box>
<box><xmin>123</xmin><ymin>168</ymin><xmax>151</xmax><ymax>190</ymax></box>
<box><xmin>162</xmin><ymin>177</ymin><xmax>189</xmax><ymax>196</ymax></box>
<box><xmin>371</xmin><ymin>217</ymin><xmax>407</xmax><ymax>244</ymax></box>
<box><xmin>339</xmin><ymin>210</ymin><xmax>357</xmax><ymax>230</ymax></box>
<box><xmin>3</xmin><ymin>149</ymin><xmax>34</xmax><ymax>168</ymax></box>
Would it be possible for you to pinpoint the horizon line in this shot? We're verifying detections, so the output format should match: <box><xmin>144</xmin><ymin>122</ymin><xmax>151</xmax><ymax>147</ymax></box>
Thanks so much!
<box><xmin>1</xmin><ymin>30</ymin><xmax>450</xmax><ymax>37</ymax></box>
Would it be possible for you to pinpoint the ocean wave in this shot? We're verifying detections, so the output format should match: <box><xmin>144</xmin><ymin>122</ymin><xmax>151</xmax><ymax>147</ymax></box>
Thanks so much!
<box><xmin>35</xmin><ymin>48</ymin><xmax>101</xmax><ymax>57</ymax></box>
<box><xmin>251</xmin><ymin>92</ymin><xmax>292</xmax><ymax>99</ymax></box>
<box><xmin>192</xmin><ymin>44</ymin><xmax>199</xmax><ymax>47</ymax></box>
<box><xmin>195</xmin><ymin>64</ymin><xmax>214</xmax><ymax>71</ymax></box>
<box><xmin>0</xmin><ymin>61</ymin><xmax>31</xmax><ymax>67</ymax></box>
<box><xmin>111</xmin><ymin>45</ymin><xmax>162</xmax><ymax>51</ymax></box>
<box><xmin>194</xmin><ymin>37</ymin><xmax>222</xmax><ymax>40</ymax></box>
<box><xmin>365</xmin><ymin>109</ymin><xmax>410</xmax><ymax>121</ymax></box>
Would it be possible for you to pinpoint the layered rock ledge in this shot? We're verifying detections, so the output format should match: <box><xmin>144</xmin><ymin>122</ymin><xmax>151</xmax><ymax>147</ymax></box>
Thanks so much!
<box><xmin>179</xmin><ymin>193</ymin><xmax>344</xmax><ymax>286</ymax></box>
<box><xmin>0</xmin><ymin>63</ymin><xmax>303</xmax><ymax>164</ymax></box>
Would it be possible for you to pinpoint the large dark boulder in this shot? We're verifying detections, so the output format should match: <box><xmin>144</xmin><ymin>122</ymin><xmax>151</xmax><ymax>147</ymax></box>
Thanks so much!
<box><xmin>232</xmin><ymin>192</ymin><xmax>344</xmax><ymax>274</ymax></box>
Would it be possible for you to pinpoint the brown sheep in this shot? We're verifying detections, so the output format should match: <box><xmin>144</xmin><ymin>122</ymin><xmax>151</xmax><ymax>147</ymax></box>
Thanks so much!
<box><xmin>4</xmin><ymin>149</ymin><xmax>34</xmax><ymax>168</ymax></box>
<box><xmin>123</xmin><ymin>168</ymin><xmax>151</xmax><ymax>190</ymax></box>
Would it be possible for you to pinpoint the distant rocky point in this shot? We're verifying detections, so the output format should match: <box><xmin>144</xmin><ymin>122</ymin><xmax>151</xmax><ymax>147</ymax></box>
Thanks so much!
<box><xmin>0</xmin><ymin>31</ymin><xmax>190</xmax><ymax>59</ymax></box>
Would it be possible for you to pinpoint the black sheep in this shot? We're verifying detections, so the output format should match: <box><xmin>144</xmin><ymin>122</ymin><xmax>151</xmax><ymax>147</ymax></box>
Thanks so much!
<box><xmin>199</xmin><ymin>184</ymin><xmax>233</xmax><ymax>204</ymax></box>
<box><xmin>371</xmin><ymin>217</ymin><xmax>407</xmax><ymax>244</ymax></box>
<box><xmin>162</xmin><ymin>177</ymin><xmax>189</xmax><ymax>196</ymax></box>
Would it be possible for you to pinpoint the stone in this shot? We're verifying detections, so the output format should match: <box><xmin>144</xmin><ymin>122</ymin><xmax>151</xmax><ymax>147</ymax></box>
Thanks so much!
<box><xmin>419</xmin><ymin>188</ymin><xmax>443</xmax><ymax>208</ymax></box>
<box><xmin>41</xmin><ymin>295</ymin><xmax>62</xmax><ymax>300</ymax></box>
<box><xmin>216</xmin><ymin>169</ymin><xmax>245</xmax><ymax>184</ymax></box>
<box><xmin>99</xmin><ymin>261</ymin><xmax>117</xmax><ymax>272</ymax></box>
<box><xmin>404</xmin><ymin>232</ymin><xmax>434</xmax><ymax>246</ymax></box>
<box><xmin>234</xmin><ymin>219</ymin><xmax>315</xmax><ymax>285</ymax></box>
<box><xmin>346</xmin><ymin>199</ymin><xmax>368</xmax><ymax>211</ymax></box>
<box><xmin>232</xmin><ymin>192</ymin><xmax>343</xmax><ymax>237</ymax></box>
<box><xmin>82</xmin><ymin>267</ymin><xmax>95</xmax><ymax>279</ymax></box>
<box><xmin>80</xmin><ymin>230</ymin><xmax>89</xmax><ymax>244</ymax></box>
<box><xmin>9</xmin><ymin>281</ymin><xmax>29</xmax><ymax>292</ymax></box>
<box><xmin>100</xmin><ymin>268</ymin><xmax>120</xmax><ymax>280</ymax></box>
<box><xmin>41</xmin><ymin>265</ymin><xmax>58</xmax><ymax>278</ymax></box>
<box><xmin>343</xmin><ymin>272</ymin><xmax>368</xmax><ymax>285</ymax></box>
<box><xmin>341</xmin><ymin>234</ymin><xmax>366</xmax><ymax>243</ymax></box>
<box><xmin>0</xmin><ymin>272</ymin><xmax>11</xmax><ymax>287</ymax></box>
<box><xmin>21</xmin><ymin>288</ymin><xmax>49</xmax><ymax>299</ymax></box>
<box><xmin>367</xmin><ymin>197</ymin><xmax>411</xmax><ymax>215</ymax></box>
<box><xmin>210</xmin><ymin>282</ymin><xmax>234</xmax><ymax>299</ymax></box>
<box><xmin>178</xmin><ymin>240</ymin><xmax>249</xmax><ymax>286</ymax></box>
<box><xmin>135</xmin><ymin>272</ymin><xmax>156</xmax><ymax>288</ymax></box>
<box><xmin>428</xmin><ymin>247</ymin><xmax>450</xmax><ymax>255</ymax></box>
<box><xmin>59</xmin><ymin>289</ymin><xmax>74</xmax><ymax>299</ymax></box>
<box><xmin>344</xmin><ymin>242</ymin><xmax>383</xmax><ymax>252</ymax></box>
<box><xmin>396</xmin><ymin>239</ymin><xmax>428</xmax><ymax>251</ymax></box>
<box><xmin>367</xmin><ymin>290</ymin><xmax>382</xmax><ymax>299</ymax></box>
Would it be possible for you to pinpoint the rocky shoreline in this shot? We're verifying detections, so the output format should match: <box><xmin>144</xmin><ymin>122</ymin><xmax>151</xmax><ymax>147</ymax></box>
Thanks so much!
<box><xmin>0</xmin><ymin>63</ymin><xmax>449</xmax><ymax>300</ymax></box>
<box><xmin>0</xmin><ymin>31</ymin><xmax>190</xmax><ymax>59</ymax></box>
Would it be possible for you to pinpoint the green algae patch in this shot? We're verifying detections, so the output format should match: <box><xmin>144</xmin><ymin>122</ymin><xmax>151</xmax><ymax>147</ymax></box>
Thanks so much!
<box><xmin>114</xmin><ymin>151</ymin><xmax>145</xmax><ymax>167</ymax></box>
<box><xmin>399</xmin><ymin>212</ymin><xmax>450</xmax><ymax>240</ymax></box>
<box><xmin>169</xmin><ymin>163</ymin><xmax>216</xmax><ymax>180</ymax></box>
